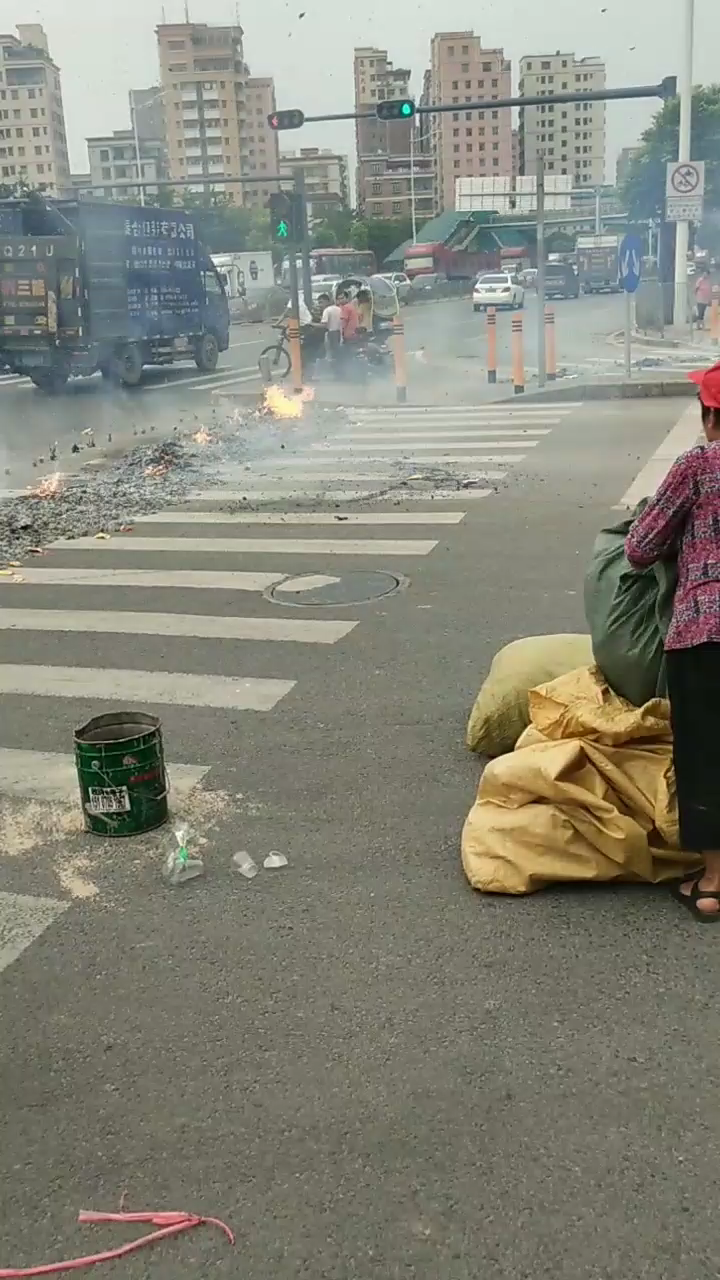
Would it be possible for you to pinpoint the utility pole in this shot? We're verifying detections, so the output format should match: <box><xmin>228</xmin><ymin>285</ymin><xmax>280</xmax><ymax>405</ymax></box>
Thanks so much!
<box><xmin>132</xmin><ymin>102</ymin><xmax>145</xmax><ymax>209</ymax></box>
<box><xmin>536</xmin><ymin>154</ymin><xmax>547</xmax><ymax>388</ymax></box>
<box><xmin>594</xmin><ymin>188</ymin><xmax>601</xmax><ymax>235</ymax></box>
<box><xmin>410</xmin><ymin>124</ymin><xmax>417</xmax><ymax>244</ymax></box>
<box><xmin>674</xmin><ymin>0</ymin><xmax>695</xmax><ymax>327</ymax></box>
<box><xmin>294</xmin><ymin>169</ymin><xmax>313</xmax><ymax>311</ymax></box>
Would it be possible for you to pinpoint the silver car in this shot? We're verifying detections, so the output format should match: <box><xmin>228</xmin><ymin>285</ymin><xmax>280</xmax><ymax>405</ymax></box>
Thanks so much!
<box><xmin>378</xmin><ymin>271</ymin><xmax>412</xmax><ymax>303</ymax></box>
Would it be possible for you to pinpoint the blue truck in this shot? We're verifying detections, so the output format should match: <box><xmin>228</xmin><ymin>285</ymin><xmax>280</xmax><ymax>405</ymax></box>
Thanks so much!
<box><xmin>0</xmin><ymin>197</ymin><xmax>229</xmax><ymax>391</ymax></box>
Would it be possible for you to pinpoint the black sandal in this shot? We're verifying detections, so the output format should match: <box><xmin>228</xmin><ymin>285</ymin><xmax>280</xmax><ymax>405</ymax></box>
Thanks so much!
<box><xmin>671</xmin><ymin>871</ymin><xmax>720</xmax><ymax>923</ymax></box>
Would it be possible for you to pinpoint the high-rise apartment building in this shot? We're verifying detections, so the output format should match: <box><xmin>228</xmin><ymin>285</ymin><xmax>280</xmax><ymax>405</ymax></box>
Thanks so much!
<box><xmin>615</xmin><ymin>145</ymin><xmax>640</xmax><ymax>189</ymax></box>
<box><xmin>426</xmin><ymin>32</ymin><xmax>512</xmax><ymax>214</ymax></box>
<box><xmin>157</xmin><ymin>22</ymin><xmax>279</xmax><ymax>208</ymax></box>
<box><xmin>86</xmin><ymin>129</ymin><xmax>166</xmax><ymax>201</ymax></box>
<box><xmin>242</xmin><ymin>75</ymin><xmax>280</xmax><ymax>210</ymax></box>
<box><xmin>279</xmin><ymin>147</ymin><xmax>350</xmax><ymax>217</ymax></box>
<box><xmin>354</xmin><ymin>46</ymin><xmax>428</xmax><ymax>221</ymax></box>
<box><xmin>0</xmin><ymin>24</ymin><xmax>70</xmax><ymax>196</ymax></box>
<box><xmin>518</xmin><ymin>52</ymin><xmax>606</xmax><ymax>185</ymax></box>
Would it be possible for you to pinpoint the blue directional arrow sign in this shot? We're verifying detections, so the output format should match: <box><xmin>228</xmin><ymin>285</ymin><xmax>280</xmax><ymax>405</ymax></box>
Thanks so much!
<box><xmin>619</xmin><ymin>232</ymin><xmax>643</xmax><ymax>294</ymax></box>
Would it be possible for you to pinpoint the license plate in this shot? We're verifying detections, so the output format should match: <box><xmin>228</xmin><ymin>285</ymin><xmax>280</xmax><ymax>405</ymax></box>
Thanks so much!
<box><xmin>87</xmin><ymin>786</ymin><xmax>131</xmax><ymax>814</ymax></box>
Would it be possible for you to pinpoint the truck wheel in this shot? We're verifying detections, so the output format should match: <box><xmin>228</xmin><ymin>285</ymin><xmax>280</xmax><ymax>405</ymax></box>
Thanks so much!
<box><xmin>195</xmin><ymin>332</ymin><xmax>219</xmax><ymax>373</ymax></box>
<box><xmin>110</xmin><ymin>344</ymin><xmax>143</xmax><ymax>388</ymax></box>
<box><xmin>30</xmin><ymin>368</ymin><xmax>68</xmax><ymax>394</ymax></box>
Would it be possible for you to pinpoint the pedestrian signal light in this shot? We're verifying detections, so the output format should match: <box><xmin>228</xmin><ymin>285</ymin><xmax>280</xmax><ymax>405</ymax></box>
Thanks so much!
<box><xmin>376</xmin><ymin>99</ymin><xmax>415</xmax><ymax>121</ymax></box>
<box><xmin>270</xmin><ymin>192</ymin><xmax>302</xmax><ymax>243</ymax></box>
<box><xmin>268</xmin><ymin>108</ymin><xmax>305</xmax><ymax>131</ymax></box>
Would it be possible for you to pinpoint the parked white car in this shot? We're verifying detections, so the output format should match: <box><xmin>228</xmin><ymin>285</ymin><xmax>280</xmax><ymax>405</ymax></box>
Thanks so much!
<box><xmin>472</xmin><ymin>272</ymin><xmax>525</xmax><ymax>311</ymax></box>
<box><xmin>378</xmin><ymin>271</ymin><xmax>412</xmax><ymax>303</ymax></box>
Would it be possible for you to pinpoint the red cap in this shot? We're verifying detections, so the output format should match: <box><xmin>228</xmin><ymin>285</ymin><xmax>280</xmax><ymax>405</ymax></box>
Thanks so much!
<box><xmin>688</xmin><ymin>362</ymin><xmax>720</xmax><ymax>409</ymax></box>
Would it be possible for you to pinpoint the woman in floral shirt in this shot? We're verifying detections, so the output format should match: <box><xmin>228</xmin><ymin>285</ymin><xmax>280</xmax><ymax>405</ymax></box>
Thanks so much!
<box><xmin>625</xmin><ymin>362</ymin><xmax>720</xmax><ymax>920</ymax></box>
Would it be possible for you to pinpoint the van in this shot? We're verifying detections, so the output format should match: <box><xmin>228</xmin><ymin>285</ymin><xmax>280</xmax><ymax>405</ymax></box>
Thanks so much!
<box><xmin>545</xmin><ymin>262</ymin><xmax>580</xmax><ymax>299</ymax></box>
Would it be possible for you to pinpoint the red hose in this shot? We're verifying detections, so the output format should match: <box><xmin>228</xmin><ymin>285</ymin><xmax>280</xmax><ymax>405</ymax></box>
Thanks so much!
<box><xmin>0</xmin><ymin>1211</ymin><xmax>235</xmax><ymax>1277</ymax></box>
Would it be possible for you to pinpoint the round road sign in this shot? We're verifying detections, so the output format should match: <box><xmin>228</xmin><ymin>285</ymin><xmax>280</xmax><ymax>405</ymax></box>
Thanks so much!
<box><xmin>671</xmin><ymin>163</ymin><xmax>702</xmax><ymax>194</ymax></box>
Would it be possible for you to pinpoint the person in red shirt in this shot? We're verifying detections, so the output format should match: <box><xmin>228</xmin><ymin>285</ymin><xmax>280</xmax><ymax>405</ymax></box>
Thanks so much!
<box><xmin>625</xmin><ymin>362</ymin><xmax>720</xmax><ymax>919</ymax></box>
<box><xmin>337</xmin><ymin>290</ymin><xmax>359</xmax><ymax>341</ymax></box>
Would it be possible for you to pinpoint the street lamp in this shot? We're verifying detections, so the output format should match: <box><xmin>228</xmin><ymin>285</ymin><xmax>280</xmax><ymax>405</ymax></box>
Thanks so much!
<box><xmin>409</xmin><ymin>120</ymin><xmax>417</xmax><ymax>244</ymax></box>
<box><xmin>131</xmin><ymin>86</ymin><xmax>169</xmax><ymax>208</ymax></box>
<box><xmin>674</xmin><ymin>0</ymin><xmax>695</xmax><ymax>327</ymax></box>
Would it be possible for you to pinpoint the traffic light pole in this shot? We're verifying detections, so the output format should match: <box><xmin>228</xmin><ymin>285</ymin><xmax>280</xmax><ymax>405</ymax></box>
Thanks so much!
<box><xmin>286</xmin><ymin>78</ymin><xmax>676</xmax><ymax>125</ymax></box>
<box><xmin>287</xmin><ymin>250</ymin><xmax>304</xmax><ymax>392</ymax></box>
<box><xmin>294</xmin><ymin>169</ymin><xmax>314</xmax><ymax>313</ymax></box>
<box><xmin>535</xmin><ymin>154</ymin><xmax>547</xmax><ymax>388</ymax></box>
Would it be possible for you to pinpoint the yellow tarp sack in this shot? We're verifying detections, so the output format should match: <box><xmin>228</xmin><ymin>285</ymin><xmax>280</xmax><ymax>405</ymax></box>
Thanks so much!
<box><xmin>466</xmin><ymin>634</ymin><xmax>594</xmax><ymax>756</ymax></box>
<box><xmin>462</xmin><ymin>665</ymin><xmax>701</xmax><ymax>895</ymax></box>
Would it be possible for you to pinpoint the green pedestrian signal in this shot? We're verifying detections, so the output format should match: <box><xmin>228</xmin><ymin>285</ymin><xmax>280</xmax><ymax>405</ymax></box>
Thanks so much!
<box><xmin>269</xmin><ymin>192</ymin><xmax>303</xmax><ymax>244</ymax></box>
<box><xmin>376</xmin><ymin>99</ymin><xmax>416</xmax><ymax>121</ymax></box>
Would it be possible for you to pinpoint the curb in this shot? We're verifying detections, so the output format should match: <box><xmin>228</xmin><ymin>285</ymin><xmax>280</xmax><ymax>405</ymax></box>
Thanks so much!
<box><xmin>495</xmin><ymin>378</ymin><xmax>696</xmax><ymax>404</ymax></box>
<box><xmin>609</xmin><ymin>327</ymin><xmax>717</xmax><ymax>353</ymax></box>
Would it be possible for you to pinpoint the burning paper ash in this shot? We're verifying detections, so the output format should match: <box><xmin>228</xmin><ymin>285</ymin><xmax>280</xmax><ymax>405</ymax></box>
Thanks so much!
<box><xmin>192</xmin><ymin>426</ymin><xmax>213</xmax><ymax>445</ymax></box>
<box><xmin>31</xmin><ymin>472</ymin><xmax>66</xmax><ymax>499</ymax></box>
<box><xmin>261</xmin><ymin>385</ymin><xmax>315</xmax><ymax>420</ymax></box>
<box><xmin>0</xmin><ymin>439</ymin><xmax>197</xmax><ymax>564</ymax></box>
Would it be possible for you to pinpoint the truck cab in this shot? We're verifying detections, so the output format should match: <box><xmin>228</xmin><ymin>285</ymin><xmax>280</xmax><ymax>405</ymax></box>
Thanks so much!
<box><xmin>0</xmin><ymin>196</ymin><xmax>229</xmax><ymax>391</ymax></box>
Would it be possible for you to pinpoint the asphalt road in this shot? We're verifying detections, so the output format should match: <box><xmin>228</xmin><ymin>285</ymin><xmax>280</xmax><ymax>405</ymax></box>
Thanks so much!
<box><xmin>2</xmin><ymin>395</ymin><xmax>719</xmax><ymax>1279</ymax></box>
<box><xmin>0</xmin><ymin>293</ymin><xmax>649</xmax><ymax>489</ymax></box>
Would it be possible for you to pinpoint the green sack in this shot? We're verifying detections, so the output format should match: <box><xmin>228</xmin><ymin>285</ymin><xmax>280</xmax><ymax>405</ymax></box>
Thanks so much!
<box><xmin>584</xmin><ymin>503</ymin><xmax>678</xmax><ymax>707</ymax></box>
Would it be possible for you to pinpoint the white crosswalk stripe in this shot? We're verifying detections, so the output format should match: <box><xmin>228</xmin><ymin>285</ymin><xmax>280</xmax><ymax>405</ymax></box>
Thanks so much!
<box><xmin>342</xmin><ymin>429</ymin><xmax>552</xmax><ymax>438</ymax></box>
<box><xmin>49</xmin><ymin>535</ymin><xmax>440</xmax><ymax>556</ymax></box>
<box><xmin>0</xmin><ymin>750</ymin><xmax>209</xmax><ymax>803</ymax></box>
<box><xmin>0</xmin><ymin>609</ymin><xmax>358</xmax><ymax>644</ymax></box>
<box><xmin>0</xmin><ymin>891</ymin><xmax>69</xmax><ymax>975</ymax></box>
<box><xmin>135</xmin><ymin>511</ymin><xmax>466</xmax><ymax>525</ymax></box>
<box><xmin>312</xmin><ymin>441</ymin><xmax>537</xmax><ymax>452</ymax></box>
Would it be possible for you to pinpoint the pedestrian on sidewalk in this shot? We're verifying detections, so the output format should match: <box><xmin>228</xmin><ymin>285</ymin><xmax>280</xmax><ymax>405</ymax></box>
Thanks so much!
<box><xmin>694</xmin><ymin>271</ymin><xmax>713</xmax><ymax>327</ymax></box>
<box><xmin>625</xmin><ymin>362</ymin><xmax>720</xmax><ymax>920</ymax></box>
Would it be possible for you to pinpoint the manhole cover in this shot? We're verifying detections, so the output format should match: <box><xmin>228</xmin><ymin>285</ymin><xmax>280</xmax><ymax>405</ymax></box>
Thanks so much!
<box><xmin>266</xmin><ymin>570</ymin><xmax>404</xmax><ymax>608</ymax></box>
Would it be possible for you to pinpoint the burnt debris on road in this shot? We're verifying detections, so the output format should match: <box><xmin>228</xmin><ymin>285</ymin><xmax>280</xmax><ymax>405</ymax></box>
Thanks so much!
<box><xmin>0</xmin><ymin>402</ymin><xmax>348</xmax><ymax>563</ymax></box>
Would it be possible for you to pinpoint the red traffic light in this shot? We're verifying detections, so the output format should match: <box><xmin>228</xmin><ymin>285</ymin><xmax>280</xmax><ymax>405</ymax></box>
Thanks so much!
<box><xmin>268</xmin><ymin>109</ymin><xmax>305</xmax><ymax>131</ymax></box>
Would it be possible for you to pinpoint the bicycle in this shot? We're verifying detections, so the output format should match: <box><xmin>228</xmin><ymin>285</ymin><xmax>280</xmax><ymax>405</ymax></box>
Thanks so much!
<box><xmin>258</xmin><ymin>322</ymin><xmax>291</xmax><ymax>382</ymax></box>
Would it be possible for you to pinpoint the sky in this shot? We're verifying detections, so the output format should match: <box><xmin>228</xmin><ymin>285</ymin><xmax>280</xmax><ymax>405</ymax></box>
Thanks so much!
<box><xmin>0</xmin><ymin>0</ymin><xmax>715</xmax><ymax>184</ymax></box>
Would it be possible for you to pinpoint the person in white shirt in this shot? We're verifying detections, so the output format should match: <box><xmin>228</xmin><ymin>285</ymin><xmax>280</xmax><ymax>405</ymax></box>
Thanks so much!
<box><xmin>284</xmin><ymin>298</ymin><xmax>313</xmax><ymax>326</ymax></box>
<box><xmin>320</xmin><ymin>296</ymin><xmax>343</xmax><ymax>367</ymax></box>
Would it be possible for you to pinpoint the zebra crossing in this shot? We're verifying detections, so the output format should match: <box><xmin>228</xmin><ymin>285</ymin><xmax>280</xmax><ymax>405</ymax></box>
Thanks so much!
<box><xmin>0</xmin><ymin>399</ymin><xmax>568</xmax><ymax>968</ymax></box>
<box><xmin>0</xmin><ymin>401</ymin><xmax>566</xmax><ymax>823</ymax></box>
<box><xmin>193</xmin><ymin>402</ymin><xmax>577</xmax><ymax>503</ymax></box>
<box><xmin>0</xmin><ymin>509</ymin><xmax>462</xmax><ymax>820</ymax></box>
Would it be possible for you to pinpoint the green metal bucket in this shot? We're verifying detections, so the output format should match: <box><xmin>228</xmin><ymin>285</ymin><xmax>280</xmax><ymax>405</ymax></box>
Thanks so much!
<box><xmin>74</xmin><ymin>712</ymin><xmax>169</xmax><ymax>837</ymax></box>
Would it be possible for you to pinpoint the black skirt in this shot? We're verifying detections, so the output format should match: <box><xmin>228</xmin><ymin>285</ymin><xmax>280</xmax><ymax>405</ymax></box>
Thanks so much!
<box><xmin>666</xmin><ymin>643</ymin><xmax>720</xmax><ymax>851</ymax></box>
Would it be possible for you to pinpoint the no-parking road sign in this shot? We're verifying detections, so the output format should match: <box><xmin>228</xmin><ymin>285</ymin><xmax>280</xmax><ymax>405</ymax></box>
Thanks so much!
<box><xmin>666</xmin><ymin>160</ymin><xmax>705</xmax><ymax>222</ymax></box>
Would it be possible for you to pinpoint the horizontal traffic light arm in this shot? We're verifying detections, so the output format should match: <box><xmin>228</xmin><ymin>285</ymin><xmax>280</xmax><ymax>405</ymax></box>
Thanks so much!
<box><xmin>278</xmin><ymin>79</ymin><xmax>677</xmax><ymax>125</ymax></box>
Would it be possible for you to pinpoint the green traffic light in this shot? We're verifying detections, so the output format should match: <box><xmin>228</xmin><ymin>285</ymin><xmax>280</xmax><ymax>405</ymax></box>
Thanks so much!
<box><xmin>401</xmin><ymin>102</ymin><xmax>412</xmax><ymax>116</ymax></box>
<box><xmin>276</xmin><ymin>220</ymin><xmax>289</xmax><ymax>238</ymax></box>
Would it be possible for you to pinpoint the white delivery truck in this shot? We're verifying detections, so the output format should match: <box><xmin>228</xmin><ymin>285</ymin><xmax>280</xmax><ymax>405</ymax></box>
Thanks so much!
<box><xmin>211</xmin><ymin>251</ymin><xmax>274</xmax><ymax>319</ymax></box>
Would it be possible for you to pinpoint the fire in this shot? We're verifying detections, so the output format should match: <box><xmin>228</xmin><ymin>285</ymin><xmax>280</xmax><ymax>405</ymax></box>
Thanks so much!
<box><xmin>31</xmin><ymin>472</ymin><xmax>65</xmax><ymax>499</ymax></box>
<box><xmin>262</xmin><ymin>384</ymin><xmax>315</xmax><ymax>420</ymax></box>
<box><xmin>192</xmin><ymin>427</ymin><xmax>213</xmax><ymax>445</ymax></box>
<box><xmin>144</xmin><ymin>463</ymin><xmax>171</xmax><ymax>479</ymax></box>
